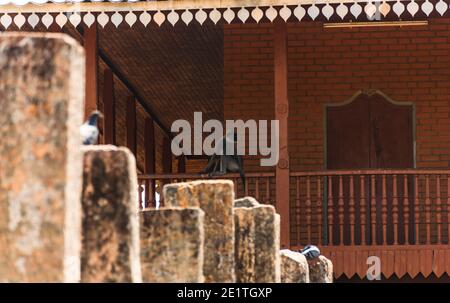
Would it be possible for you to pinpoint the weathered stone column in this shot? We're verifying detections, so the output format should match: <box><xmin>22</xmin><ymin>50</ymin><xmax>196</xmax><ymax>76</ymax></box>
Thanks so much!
<box><xmin>0</xmin><ymin>33</ymin><xmax>84</xmax><ymax>282</ymax></box>
<box><xmin>280</xmin><ymin>249</ymin><xmax>309</xmax><ymax>283</ymax></box>
<box><xmin>234</xmin><ymin>197</ymin><xmax>281</xmax><ymax>282</ymax></box>
<box><xmin>163</xmin><ymin>180</ymin><xmax>235</xmax><ymax>282</ymax></box>
<box><xmin>140</xmin><ymin>207</ymin><xmax>204</xmax><ymax>282</ymax></box>
<box><xmin>308</xmin><ymin>255</ymin><xmax>333</xmax><ymax>283</ymax></box>
<box><xmin>81</xmin><ymin>145</ymin><xmax>141</xmax><ymax>282</ymax></box>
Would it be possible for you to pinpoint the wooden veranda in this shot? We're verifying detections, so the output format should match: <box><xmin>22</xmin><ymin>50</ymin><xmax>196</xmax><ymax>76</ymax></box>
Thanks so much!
<box><xmin>4</xmin><ymin>0</ymin><xmax>450</xmax><ymax>281</ymax></box>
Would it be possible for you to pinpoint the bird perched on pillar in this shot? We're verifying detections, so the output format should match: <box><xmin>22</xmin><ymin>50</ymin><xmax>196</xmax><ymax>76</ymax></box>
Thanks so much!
<box><xmin>80</xmin><ymin>110</ymin><xmax>103</xmax><ymax>145</ymax></box>
<box><xmin>300</xmin><ymin>245</ymin><xmax>321</xmax><ymax>260</ymax></box>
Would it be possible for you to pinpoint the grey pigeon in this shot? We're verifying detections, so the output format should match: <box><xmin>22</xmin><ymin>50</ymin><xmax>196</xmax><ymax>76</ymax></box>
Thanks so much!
<box><xmin>80</xmin><ymin>110</ymin><xmax>103</xmax><ymax>145</ymax></box>
<box><xmin>300</xmin><ymin>245</ymin><xmax>321</xmax><ymax>260</ymax></box>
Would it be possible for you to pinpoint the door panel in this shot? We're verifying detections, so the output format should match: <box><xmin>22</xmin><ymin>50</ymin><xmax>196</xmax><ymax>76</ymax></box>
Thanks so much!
<box><xmin>326</xmin><ymin>94</ymin><xmax>371</xmax><ymax>169</ymax></box>
<box><xmin>369</xmin><ymin>95</ymin><xmax>414</xmax><ymax>169</ymax></box>
<box><xmin>325</xmin><ymin>91</ymin><xmax>415</xmax><ymax>245</ymax></box>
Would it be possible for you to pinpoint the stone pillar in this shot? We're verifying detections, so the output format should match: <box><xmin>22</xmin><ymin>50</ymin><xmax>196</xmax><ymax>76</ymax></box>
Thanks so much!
<box><xmin>140</xmin><ymin>207</ymin><xmax>204</xmax><ymax>282</ymax></box>
<box><xmin>81</xmin><ymin>145</ymin><xmax>141</xmax><ymax>282</ymax></box>
<box><xmin>163</xmin><ymin>180</ymin><xmax>235</xmax><ymax>282</ymax></box>
<box><xmin>280</xmin><ymin>249</ymin><xmax>309</xmax><ymax>283</ymax></box>
<box><xmin>234</xmin><ymin>197</ymin><xmax>281</xmax><ymax>282</ymax></box>
<box><xmin>308</xmin><ymin>255</ymin><xmax>333</xmax><ymax>283</ymax></box>
<box><xmin>0</xmin><ymin>33</ymin><xmax>84</xmax><ymax>282</ymax></box>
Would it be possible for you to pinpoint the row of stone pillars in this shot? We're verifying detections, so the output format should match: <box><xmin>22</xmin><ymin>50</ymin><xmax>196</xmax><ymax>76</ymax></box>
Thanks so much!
<box><xmin>0</xmin><ymin>33</ymin><xmax>332</xmax><ymax>282</ymax></box>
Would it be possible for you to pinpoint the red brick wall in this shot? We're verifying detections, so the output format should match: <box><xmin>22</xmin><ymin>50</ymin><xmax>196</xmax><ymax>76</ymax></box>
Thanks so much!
<box><xmin>224</xmin><ymin>19</ymin><xmax>450</xmax><ymax>172</ymax></box>
<box><xmin>224</xmin><ymin>24</ymin><xmax>275</xmax><ymax>171</ymax></box>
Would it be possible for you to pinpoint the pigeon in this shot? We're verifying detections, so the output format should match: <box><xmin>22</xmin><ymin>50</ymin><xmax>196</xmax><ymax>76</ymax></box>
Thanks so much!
<box><xmin>300</xmin><ymin>245</ymin><xmax>321</xmax><ymax>260</ymax></box>
<box><xmin>80</xmin><ymin>110</ymin><xmax>103</xmax><ymax>145</ymax></box>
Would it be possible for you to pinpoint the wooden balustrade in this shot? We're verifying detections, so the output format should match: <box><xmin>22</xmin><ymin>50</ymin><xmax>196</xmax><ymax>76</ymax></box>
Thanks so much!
<box><xmin>137</xmin><ymin>172</ymin><xmax>275</xmax><ymax>209</ymax></box>
<box><xmin>290</xmin><ymin>169</ymin><xmax>450</xmax><ymax>247</ymax></box>
<box><xmin>138</xmin><ymin>169</ymin><xmax>450</xmax><ymax>248</ymax></box>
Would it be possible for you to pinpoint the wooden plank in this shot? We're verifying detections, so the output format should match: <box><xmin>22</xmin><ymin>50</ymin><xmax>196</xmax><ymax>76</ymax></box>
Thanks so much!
<box><xmin>446</xmin><ymin>249</ymin><xmax>450</xmax><ymax>276</ymax></box>
<box><xmin>344</xmin><ymin>250</ymin><xmax>356</xmax><ymax>279</ymax></box>
<box><xmin>407</xmin><ymin>249</ymin><xmax>420</xmax><ymax>278</ymax></box>
<box><xmin>83</xmin><ymin>23</ymin><xmax>98</xmax><ymax>120</ymax></box>
<box><xmin>394</xmin><ymin>249</ymin><xmax>407</xmax><ymax>278</ymax></box>
<box><xmin>103</xmin><ymin>68</ymin><xmax>115</xmax><ymax>145</ymax></box>
<box><xmin>433</xmin><ymin>249</ymin><xmax>445</xmax><ymax>278</ymax></box>
<box><xmin>419</xmin><ymin>249</ymin><xmax>433</xmax><ymax>277</ymax></box>
<box><xmin>383</xmin><ymin>250</ymin><xmax>395</xmax><ymax>278</ymax></box>
<box><xmin>274</xmin><ymin>21</ymin><xmax>290</xmax><ymax>249</ymax></box>
<box><xmin>356</xmin><ymin>250</ymin><xmax>368</xmax><ymax>278</ymax></box>
<box><xmin>126</xmin><ymin>95</ymin><xmax>137</xmax><ymax>155</ymax></box>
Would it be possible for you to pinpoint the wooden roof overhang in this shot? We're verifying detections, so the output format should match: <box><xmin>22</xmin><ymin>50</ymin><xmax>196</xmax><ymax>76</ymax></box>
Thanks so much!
<box><xmin>0</xmin><ymin>0</ymin><xmax>447</xmax><ymax>29</ymax></box>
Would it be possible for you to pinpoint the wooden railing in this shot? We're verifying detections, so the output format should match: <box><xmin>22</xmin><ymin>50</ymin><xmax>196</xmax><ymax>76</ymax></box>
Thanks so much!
<box><xmin>290</xmin><ymin>169</ymin><xmax>450</xmax><ymax>248</ymax></box>
<box><xmin>138</xmin><ymin>169</ymin><xmax>450</xmax><ymax>246</ymax></box>
<box><xmin>137</xmin><ymin>172</ymin><xmax>275</xmax><ymax>209</ymax></box>
<box><xmin>138</xmin><ymin>169</ymin><xmax>450</xmax><ymax>279</ymax></box>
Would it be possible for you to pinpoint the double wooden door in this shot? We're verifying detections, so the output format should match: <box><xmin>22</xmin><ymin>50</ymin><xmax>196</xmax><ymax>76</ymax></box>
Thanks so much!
<box><xmin>325</xmin><ymin>91</ymin><xmax>415</xmax><ymax>245</ymax></box>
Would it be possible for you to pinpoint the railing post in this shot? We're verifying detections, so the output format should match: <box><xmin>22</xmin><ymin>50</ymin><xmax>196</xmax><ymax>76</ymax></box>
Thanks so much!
<box><xmin>349</xmin><ymin>175</ymin><xmax>355</xmax><ymax>246</ymax></box>
<box><xmin>436</xmin><ymin>175</ymin><xmax>442</xmax><ymax>244</ymax></box>
<box><xmin>403</xmin><ymin>174</ymin><xmax>409</xmax><ymax>244</ymax></box>
<box><xmin>414</xmin><ymin>175</ymin><xmax>420</xmax><ymax>244</ymax></box>
<box><xmin>392</xmin><ymin>175</ymin><xmax>399</xmax><ymax>245</ymax></box>
<box><xmin>360</xmin><ymin>175</ymin><xmax>366</xmax><ymax>245</ymax></box>
<box><xmin>371</xmin><ymin>175</ymin><xmax>377</xmax><ymax>245</ymax></box>
<box><xmin>425</xmin><ymin>175</ymin><xmax>431</xmax><ymax>244</ymax></box>
<box><xmin>447</xmin><ymin>175</ymin><xmax>450</xmax><ymax>244</ymax></box>
<box><xmin>305</xmin><ymin>176</ymin><xmax>312</xmax><ymax>244</ymax></box>
<box><xmin>381</xmin><ymin>174</ymin><xmax>388</xmax><ymax>245</ymax></box>
<box><xmin>296</xmin><ymin>177</ymin><xmax>301</xmax><ymax>244</ymax></box>
<box><xmin>317</xmin><ymin>177</ymin><xmax>323</xmax><ymax>245</ymax></box>
<box><xmin>338</xmin><ymin>175</ymin><xmax>344</xmax><ymax>245</ymax></box>
<box><xmin>274</xmin><ymin>21</ymin><xmax>290</xmax><ymax>249</ymax></box>
<box><xmin>327</xmin><ymin>176</ymin><xmax>334</xmax><ymax>245</ymax></box>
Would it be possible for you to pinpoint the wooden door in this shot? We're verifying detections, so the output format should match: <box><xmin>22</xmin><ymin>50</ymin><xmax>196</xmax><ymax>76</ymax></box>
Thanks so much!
<box><xmin>326</xmin><ymin>91</ymin><xmax>414</xmax><ymax>245</ymax></box>
<box><xmin>327</xmin><ymin>92</ymin><xmax>414</xmax><ymax>170</ymax></box>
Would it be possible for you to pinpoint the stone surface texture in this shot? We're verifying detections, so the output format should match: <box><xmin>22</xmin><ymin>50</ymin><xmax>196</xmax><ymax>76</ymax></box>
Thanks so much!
<box><xmin>140</xmin><ymin>207</ymin><xmax>204</xmax><ymax>283</ymax></box>
<box><xmin>308</xmin><ymin>255</ymin><xmax>333</xmax><ymax>283</ymax></box>
<box><xmin>234</xmin><ymin>197</ymin><xmax>281</xmax><ymax>282</ymax></box>
<box><xmin>81</xmin><ymin>145</ymin><xmax>141</xmax><ymax>282</ymax></box>
<box><xmin>0</xmin><ymin>33</ymin><xmax>84</xmax><ymax>282</ymax></box>
<box><xmin>163</xmin><ymin>180</ymin><xmax>235</xmax><ymax>282</ymax></box>
<box><xmin>280</xmin><ymin>249</ymin><xmax>310</xmax><ymax>283</ymax></box>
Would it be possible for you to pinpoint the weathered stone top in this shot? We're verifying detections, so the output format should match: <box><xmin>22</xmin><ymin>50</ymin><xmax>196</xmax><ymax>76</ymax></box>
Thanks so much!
<box><xmin>280</xmin><ymin>249</ymin><xmax>307</xmax><ymax>264</ymax></box>
<box><xmin>81</xmin><ymin>144</ymin><xmax>132</xmax><ymax>154</ymax></box>
<box><xmin>163</xmin><ymin>179</ymin><xmax>234</xmax><ymax>207</ymax></box>
<box><xmin>234</xmin><ymin>197</ymin><xmax>260</xmax><ymax>208</ymax></box>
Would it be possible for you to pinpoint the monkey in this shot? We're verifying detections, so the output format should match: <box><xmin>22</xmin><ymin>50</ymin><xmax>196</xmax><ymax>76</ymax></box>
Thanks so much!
<box><xmin>201</xmin><ymin>132</ymin><xmax>246</xmax><ymax>190</ymax></box>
